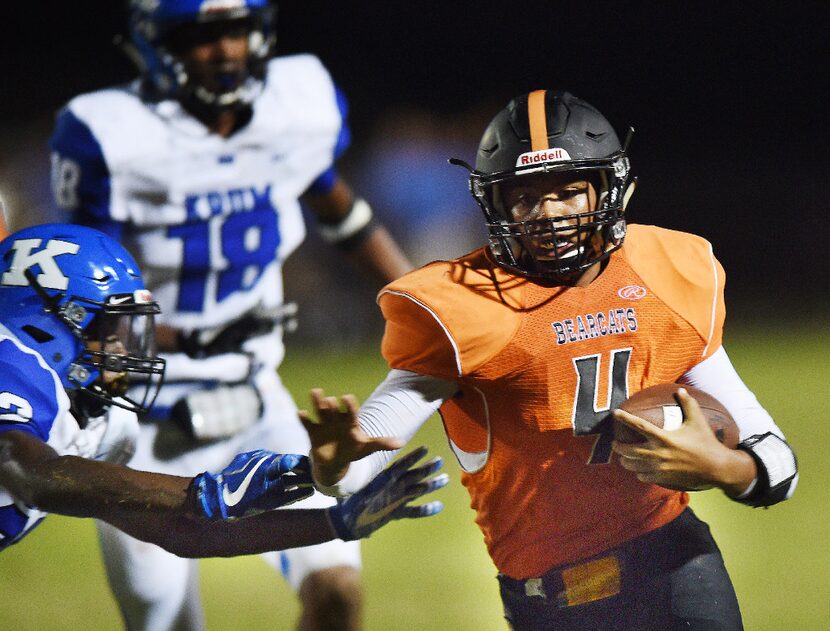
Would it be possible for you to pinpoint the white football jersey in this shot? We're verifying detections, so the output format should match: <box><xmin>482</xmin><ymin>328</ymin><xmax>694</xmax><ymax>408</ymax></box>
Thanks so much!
<box><xmin>50</xmin><ymin>55</ymin><xmax>348</xmax><ymax>390</ymax></box>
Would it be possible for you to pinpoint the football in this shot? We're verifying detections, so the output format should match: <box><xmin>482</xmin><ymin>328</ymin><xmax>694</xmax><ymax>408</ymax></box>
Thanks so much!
<box><xmin>614</xmin><ymin>383</ymin><xmax>740</xmax><ymax>448</ymax></box>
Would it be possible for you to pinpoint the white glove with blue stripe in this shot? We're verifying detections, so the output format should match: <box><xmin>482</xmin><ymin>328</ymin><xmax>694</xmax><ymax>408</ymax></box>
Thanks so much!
<box><xmin>192</xmin><ymin>450</ymin><xmax>314</xmax><ymax>519</ymax></box>
<box><xmin>327</xmin><ymin>446</ymin><xmax>449</xmax><ymax>540</ymax></box>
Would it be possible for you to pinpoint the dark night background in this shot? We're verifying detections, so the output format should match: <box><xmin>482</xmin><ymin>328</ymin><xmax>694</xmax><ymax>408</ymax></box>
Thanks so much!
<box><xmin>2</xmin><ymin>1</ymin><xmax>828</xmax><ymax>333</ymax></box>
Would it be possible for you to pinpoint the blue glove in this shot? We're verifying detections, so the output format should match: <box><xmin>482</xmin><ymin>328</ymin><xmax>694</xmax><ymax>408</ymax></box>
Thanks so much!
<box><xmin>192</xmin><ymin>450</ymin><xmax>314</xmax><ymax>519</ymax></box>
<box><xmin>327</xmin><ymin>446</ymin><xmax>449</xmax><ymax>540</ymax></box>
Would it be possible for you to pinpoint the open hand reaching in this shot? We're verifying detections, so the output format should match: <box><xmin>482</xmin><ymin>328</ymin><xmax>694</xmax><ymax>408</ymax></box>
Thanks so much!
<box><xmin>298</xmin><ymin>388</ymin><xmax>404</xmax><ymax>488</ymax></box>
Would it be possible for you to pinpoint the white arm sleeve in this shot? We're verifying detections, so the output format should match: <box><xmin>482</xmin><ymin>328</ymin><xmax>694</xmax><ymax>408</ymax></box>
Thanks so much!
<box><xmin>679</xmin><ymin>346</ymin><xmax>798</xmax><ymax>501</ymax></box>
<box><xmin>678</xmin><ymin>346</ymin><xmax>784</xmax><ymax>441</ymax></box>
<box><xmin>324</xmin><ymin>369</ymin><xmax>458</xmax><ymax>496</ymax></box>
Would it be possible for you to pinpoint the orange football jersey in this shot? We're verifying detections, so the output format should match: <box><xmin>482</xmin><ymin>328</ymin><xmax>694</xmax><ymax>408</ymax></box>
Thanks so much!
<box><xmin>379</xmin><ymin>224</ymin><xmax>726</xmax><ymax>579</ymax></box>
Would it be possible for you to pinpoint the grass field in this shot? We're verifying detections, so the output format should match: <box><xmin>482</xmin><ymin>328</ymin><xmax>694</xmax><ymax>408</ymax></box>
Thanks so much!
<box><xmin>2</xmin><ymin>322</ymin><xmax>828</xmax><ymax>630</ymax></box>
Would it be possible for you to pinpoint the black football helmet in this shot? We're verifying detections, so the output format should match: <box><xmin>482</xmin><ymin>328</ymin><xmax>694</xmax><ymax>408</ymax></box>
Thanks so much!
<box><xmin>453</xmin><ymin>90</ymin><xmax>636</xmax><ymax>280</ymax></box>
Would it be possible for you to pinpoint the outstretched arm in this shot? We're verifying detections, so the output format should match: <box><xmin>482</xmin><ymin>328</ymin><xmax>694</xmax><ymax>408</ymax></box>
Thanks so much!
<box><xmin>0</xmin><ymin>430</ymin><xmax>446</xmax><ymax>556</ymax></box>
<box><xmin>0</xmin><ymin>430</ymin><xmax>317</xmax><ymax>553</ymax></box>
<box><xmin>299</xmin><ymin>369</ymin><xmax>458</xmax><ymax>495</ymax></box>
<box><xmin>299</xmin><ymin>388</ymin><xmax>405</xmax><ymax>489</ymax></box>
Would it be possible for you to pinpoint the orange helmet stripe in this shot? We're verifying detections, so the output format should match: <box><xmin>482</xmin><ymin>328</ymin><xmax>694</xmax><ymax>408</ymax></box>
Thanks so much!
<box><xmin>528</xmin><ymin>90</ymin><xmax>549</xmax><ymax>151</ymax></box>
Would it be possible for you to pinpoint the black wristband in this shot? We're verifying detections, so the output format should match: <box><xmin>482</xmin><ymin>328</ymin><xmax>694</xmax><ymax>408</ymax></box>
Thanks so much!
<box><xmin>736</xmin><ymin>432</ymin><xmax>797</xmax><ymax>508</ymax></box>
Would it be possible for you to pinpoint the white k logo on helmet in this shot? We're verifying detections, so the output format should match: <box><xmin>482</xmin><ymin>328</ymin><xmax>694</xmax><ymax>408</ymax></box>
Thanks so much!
<box><xmin>1</xmin><ymin>238</ymin><xmax>80</xmax><ymax>290</ymax></box>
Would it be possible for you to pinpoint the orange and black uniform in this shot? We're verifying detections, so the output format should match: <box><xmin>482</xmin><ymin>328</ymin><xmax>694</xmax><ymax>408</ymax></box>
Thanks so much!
<box><xmin>378</xmin><ymin>224</ymin><xmax>743</xmax><ymax>629</ymax></box>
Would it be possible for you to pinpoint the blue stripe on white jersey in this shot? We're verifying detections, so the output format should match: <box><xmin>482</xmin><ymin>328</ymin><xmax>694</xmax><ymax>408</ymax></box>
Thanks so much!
<box><xmin>50</xmin><ymin>107</ymin><xmax>113</xmax><ymax>222</ymax></box>
<box><xmin>306</xmin><ymin>85</ymin><xmax>352</xmax><ymax>196</ymax></box>
<box><xmin>333</xmin><ymin>85</ymin><xmax>352</xmax><ymax>160</ymax></box>
<box><xmin>0</xmin><ymin>335</ymin><xmax>72</xmax><ymax>550</ymax></box>
<box><xmin>0</xmin><ymin>337</ymin><xmax>65</xmax><ymax>442</ymax></box>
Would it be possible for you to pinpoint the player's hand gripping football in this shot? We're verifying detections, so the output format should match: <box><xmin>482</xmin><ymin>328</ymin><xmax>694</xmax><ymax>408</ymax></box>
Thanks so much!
<box><xmin>611</xmin><ymin>388</ymin><xmax>751</xmax><ymax>492</ymax></box>
<box><xmin>192</xmin><ymin>450</ymin><xmax>314</xmax><ymax>519</ymax></box>
<box><xmin>327</xmin><ymin>446</ymin><xmax>448</xmax><ymax>540</ymax></box>
<box><xmin>298</xmin><ymin>388</ymin><xmax>405</xmax><ymax>488</ymax></box>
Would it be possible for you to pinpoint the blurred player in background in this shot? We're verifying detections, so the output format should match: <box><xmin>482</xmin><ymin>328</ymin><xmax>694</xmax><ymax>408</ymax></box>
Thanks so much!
<box><xmin>48</xmin><ymin>1</ymin><xmax>412</xmax><ymax>629</ymax></box>
<box><xmin>0</xmin><ymin>223</ymin><xmax>446</xmax><ymax>562</ymax></box>
<box><xmin>300</xmin><ymin>90</ymin><xmax>799</xmax><ymax>630</ymax></box>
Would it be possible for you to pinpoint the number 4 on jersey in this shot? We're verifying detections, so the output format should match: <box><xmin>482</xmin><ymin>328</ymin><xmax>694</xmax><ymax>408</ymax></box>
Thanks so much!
<box><xmin>572</xmin><ymin>349</ymin><xmax>631</xmax><ymax>464</ymax></box>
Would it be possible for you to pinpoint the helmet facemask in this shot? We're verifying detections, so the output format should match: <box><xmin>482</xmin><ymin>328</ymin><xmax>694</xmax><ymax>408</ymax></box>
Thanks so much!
<box><xmin>456</xmin><ymin>89</ymin><xmax>636</xmax><ymax>282</ymax></box>
<box><xmin>162</xmin><ymin>15</ymin><xmax>268</xmax><ymax>112</ymax></box>
<box><xmin>27</xmin><ymin>271</ymin><xmax>166</xmax><ymax>418</ymax></box>
<box><xmin>471</xmin><ymin>156</ymin><xmax>632</xmax><ymax>280</ymax></box>
<box><xmin>72</xmin><ymin>293</ymin><xmax>166</xmax><ymax>417</ymax></box>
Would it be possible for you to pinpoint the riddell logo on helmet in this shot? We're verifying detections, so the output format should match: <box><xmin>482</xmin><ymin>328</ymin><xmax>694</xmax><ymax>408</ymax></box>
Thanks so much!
<box><xmin>516</xmin><ymin>148</ymin><xmax>572</xmax><ymax>167</ymax></box>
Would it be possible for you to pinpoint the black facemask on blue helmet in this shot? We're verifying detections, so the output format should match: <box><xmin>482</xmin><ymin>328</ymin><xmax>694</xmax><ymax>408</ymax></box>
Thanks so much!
<box><xmin>0</xmin><ymin>224</ymin><xmax>165</xmax><ymax>419</ymax></box>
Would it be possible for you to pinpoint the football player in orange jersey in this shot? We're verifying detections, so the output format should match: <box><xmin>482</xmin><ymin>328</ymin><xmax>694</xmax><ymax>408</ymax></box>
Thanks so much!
<box><xmin>298</xmin><ymin>90</ymin><xmax>798</xmax><ymax>630</ymax></box>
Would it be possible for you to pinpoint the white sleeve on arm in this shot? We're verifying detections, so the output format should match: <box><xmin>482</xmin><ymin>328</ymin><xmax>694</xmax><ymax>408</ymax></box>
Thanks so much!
<box><xmin>678</xmin><ymin>346</ymin><xmax>783</xmax><ymax>440</ymax></box>
<box><xmin>679</xmin><ymin>345</ymin><xmax>798</xmax><ymax>501</ymax></box>
<box><xmin>330</xmin><ymin>369</ymin><xmax>459</xmax><ymax>496</ymax></box>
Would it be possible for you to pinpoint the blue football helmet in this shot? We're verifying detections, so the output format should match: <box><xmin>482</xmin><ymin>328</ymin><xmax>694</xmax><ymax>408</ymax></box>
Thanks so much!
<box><xmin>128</xmin><ymin>0</ymin><xmax>276</xmax><ymax>109</ymax></box>
<box><xmin>0</xmin><ymin>224</ymin><xmax>165</xmax><ymax>417</ymax></box>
